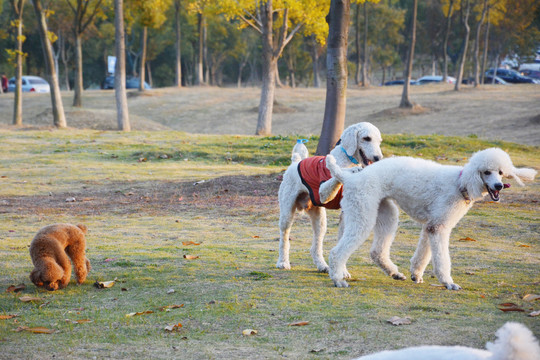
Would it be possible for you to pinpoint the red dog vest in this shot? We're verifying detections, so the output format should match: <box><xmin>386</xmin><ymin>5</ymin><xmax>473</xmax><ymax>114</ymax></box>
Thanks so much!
<box><xmin>298</xmin><ymin>156</ymin><xmax>343</xmax><ymax>209</ymax></box>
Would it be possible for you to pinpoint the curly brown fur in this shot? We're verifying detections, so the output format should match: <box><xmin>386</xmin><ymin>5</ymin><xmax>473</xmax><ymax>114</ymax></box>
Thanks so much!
<box><xmin>29</xmin><ymin>223</ymin><xmax>91</xmax><ymax>291</ymax></box>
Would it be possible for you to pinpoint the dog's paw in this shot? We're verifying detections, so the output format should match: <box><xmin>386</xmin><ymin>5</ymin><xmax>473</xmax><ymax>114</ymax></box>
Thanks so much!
<box><xmin>333</xmin><ymin>279</ymin><xmax>350</xmax><ymax>288</ymax></box>
<box><xmin>411</xmin><ymin>274</ymin><xmax>424</xmax><ymax>283</ymax></box>
<box><xmin>276</xmin><ymin>261</ymin><xmax>291</xmax><ymax>270</ymax></box>
<box><xmin>392</xmin><ymin>272</ymin><xmax>406</xmax><ymax>281</ymax></box>
<box><xmin>445</xmin><ymin>283</ymin><xmax>462</xmax><ymax>291</ymax></box>
<box><xmin>343</xmin><ymin>269</ymin><xmax>352</xmax><ymax>279</ymax></box>
<box><xmin>317</xmin><ymin>265</ymin><xmax>330</xmax><ymax>273</ymax></box>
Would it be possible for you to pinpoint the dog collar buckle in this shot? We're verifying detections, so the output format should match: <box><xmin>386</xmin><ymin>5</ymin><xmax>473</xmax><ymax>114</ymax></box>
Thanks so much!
<box><xmin>340</xmin><ymin>146</ymin><xmax>359</xmax><ymax>165</ymax></box>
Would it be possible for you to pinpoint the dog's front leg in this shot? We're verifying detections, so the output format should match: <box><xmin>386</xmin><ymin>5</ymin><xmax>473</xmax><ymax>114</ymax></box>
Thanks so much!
<box><xmin>308</xmin><ymin>207</ymin><xmax>330</xmax><ymax>272</ymax></box>
<box><xmin>427</xmin><ymin>225</ymin><xmax>461</xmax><ymax>290</ymax></box>
<box><xmin>319</xmin><ymin>177</ymin><xmax>342</xmax><ymax>205</ymax></box>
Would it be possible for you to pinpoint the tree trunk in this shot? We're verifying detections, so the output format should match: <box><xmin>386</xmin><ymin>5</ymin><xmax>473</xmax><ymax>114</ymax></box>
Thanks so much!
<box><xmin>361</xmin><ymin>2</ymin><xmax>369</xmax><ymax>87</ymax></box>
<box><xmin>442</xmin><ymin>0</ymin><xmax>454</xmax><ymax>83</ymax></box>
<box><xmin>60</xmin><ymin>34</ymin><xmax>71</xmax><ymax>91</ymax></box>
<box><xmin>203</xmin><ymin>22</ymin><xmax>209</xmax><ymax>84</ymax></box>
<box><xmin>73</xmin><ymin>33</ymin><xmax>83</xmax><ymax>106</ymax></box>
<box><xmin>138</xmin><ymin>26</ymin><xmax>147</xmax><ymax>91</ymax></box>
<box><xmin>316</xmin><ymin>0</ymin><xmax>350</xmax><ymax>155</ymax></box>
<box><xmin>237</xmin><ymin>57</ymin><xmax>247</xmax><ymax>88</ymax></box>
<box><xmin>310</xmin><ymin>35</ymin><xmax>320</xmax><ymax>88</ymax></box>
<box><xmin>196</xmin><ymin>13</ymin><xmax>204</xmax><ymax>85</ymax></box>
<box><xmin>454</xmin><ymin>0</ymin><xmax>471</xmax><ymax>91</ymax></box>
<box><xmin>33</xmin><ymin>0</ymin><xmax>67</xmax><ymax>128</ymax></box>
<box><xmin>12</xmin><ymin>1</ymin><xmax>25</xmax><ymax>126</ymax></box>
<box><xmin>147</xmin><ymin>61</ymin><xmax>153</xmax><ymax>87</ymax></box>
<box><xmin>174</xmin><ymin>0</ymin><xmax>182</xmax><ymax>87</ymax></box>
<box><xmin>473</xmin><ymin>0</ymin><xmax>488</xmax><ymax>87</ymax></box>
<box><xmin>255</xmin><ymin>1</ymin><xmax>276</xmax><ymax>135</ymax></box>
<box><xmin>480</xmin><ymin>7</ymin><xmax>490</xmax><ymax>84</ymax></box>
<box><xmin>114</xmin><ymin>0</ymin><xmax>130</xmax><ymax>131</ymax></box>
<box><xmin>354</xmin><ymin>2</ymin><xmax>360</xmax><ymax>85</ymax></box>
<box><xmin>400</xmin><ymin>0</ymin><xmax>417</xmax><ymax>108</ymax></box>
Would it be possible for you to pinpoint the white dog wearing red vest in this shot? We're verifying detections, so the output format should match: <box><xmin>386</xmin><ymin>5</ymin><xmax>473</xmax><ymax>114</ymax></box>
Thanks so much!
<box><xmin>276</xmin><ymin>122</ymin><xmax>383</xmax><ymax>272</ymax></box>
<box><xmin>325</xmin><ymin>148</ymin><xmax>536</xmax><ymax>288</ymax></box>
<box><xmin>354</xmin><ymin>322</ymin><xmax>540</xmax><ymax>360</ymax></box>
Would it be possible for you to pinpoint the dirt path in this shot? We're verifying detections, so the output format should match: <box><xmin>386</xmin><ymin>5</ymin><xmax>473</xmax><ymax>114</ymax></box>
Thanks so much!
<box><xmin>0</xmin><ymin>84</ymin><xmax>538</xmax><ymax>145</ymax></box>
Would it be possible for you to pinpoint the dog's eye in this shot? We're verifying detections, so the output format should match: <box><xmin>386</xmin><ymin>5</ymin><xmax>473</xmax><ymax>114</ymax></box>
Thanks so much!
<box><xmin>483</xmin><ymin>171</ymin><xmax>491</xmax><ymax>175</ymax></box>
<box><xmin>363</xmin><ymin>137</ymin><xmax>371</xmax><ymax>142</ymax></box>
<box><xmin>499</xmin><ymin>170</ymin><xmax>503</xmax><ymax>175</ymax></box>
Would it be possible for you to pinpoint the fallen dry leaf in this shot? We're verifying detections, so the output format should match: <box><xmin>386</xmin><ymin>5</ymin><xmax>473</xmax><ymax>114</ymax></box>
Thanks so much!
<box><xmin>516</xmin><ymin>242</ymin><xmax>531</xmax><ymax>248</ymax></box>
<box><xmin>126</xmin><ymin>310</ymin><xmax>154</xmax><ymax>317</ymax></box>
<box><xmin>14</xmin><ymin>326</ymin><xmax>55</xmax><ymax>334</ymax></box>
<box><xmin>288</xmin><ymin>321</ymin><xmax>310</xmax><ymax>326</ymax></box>
<box><xmin>94</xmin><ymin>280</ymin><xmax>115</xmax><ymax>289</ymax></box>
<box><xmin>164</xmin><ymin>323</ymin><xmax>183</xmax><ymax>332</ymax></box>
<box><xmin>387</xmin><ymin>316</ymin><xmax>412</xmax><ymax>326</ymax></box>
<box><xmin>498</xmin><ymin>303</ymin><xmax>525</xmax><ymax>312</ymax></box>
<box><xmin>458</xmin><ymin>237</ymin><xmax>476</xmax><ymax>242</ymax></box>
<box><xmin>529</xmin><ymin>310</ymin><xmax>540</xmax><ymax>317</ymax></box>
<box><xmin>252</xmin><ymin>235</ymin><xmax>260</xmax><ymax>238</ymax></box>
<box><xmin>19</xmin><ymin>295</ymin><xmax>43</xmax><ymax>303</ymax></box>
<box><xmin>523</xmin><ymin>294</ymin><xmax>540</xmax><ymax>302</ymax></box>
<box><xmin>183</xmin><ymin>254</ymin><xmax>199</xmax><ymax>260</ymax></box>
<box><xmin>6</xmin><ymin>284</ymin><xmax>25</xmax><ymax>293</ymax></box>
<box><xmin>242</xmin><ymin>329</ymin><xmax>258</xmax><ymax>336</ymax></box>
<box><xmin>159</xmin><ymin>304</ymin><xmax>184</xmax><ymax>311</ymax></box>
<box><xmin>182</xmin><ymin>241</ymin><xmax>201</xmax><ymax>246</ymax></box>
<box><xmin>0</xmin><ymin>315</ymin><xmax>18</xmax><ymax>320</ymax></box>
<box><xmin>65</xmin><ymin>319</ymin><xmax>93</xmax><ymax>324</ymax></box>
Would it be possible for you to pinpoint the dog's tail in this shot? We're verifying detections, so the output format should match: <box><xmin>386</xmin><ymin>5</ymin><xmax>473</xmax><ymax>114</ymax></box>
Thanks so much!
<box><xmin>326</xmin><ymin>155</ymin><xmax>345</xmax><ymax>182</ymax></box>
<box><xmin>486</xmin><ymin>322</ymin><xmax>540</xmax><ymax>360</ymax></box>
<box><xmin>76</xmin><ymin>224</ymin><xmax>88</xmax><ymax>234</ymax></box>
<box><xmin>508</xmin><ymin>167</ymin><xmax>537</xmax><ymax>187</ymax></box>
<box><xmin>291</xmin><ymin>139</ymin><xmax>309</xmax><ymax>163</ymax></box>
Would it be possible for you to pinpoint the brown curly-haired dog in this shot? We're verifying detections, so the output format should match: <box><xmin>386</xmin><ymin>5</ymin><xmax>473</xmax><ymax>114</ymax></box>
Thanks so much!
<box><xmin>29</xmin><ymin>223</ymin><xmax>91</xmax><ymax>291</ymax></box>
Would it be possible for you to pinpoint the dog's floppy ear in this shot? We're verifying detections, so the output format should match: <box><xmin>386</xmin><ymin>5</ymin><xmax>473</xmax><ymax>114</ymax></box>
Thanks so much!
<box><xmin>459</xmin><ymin>166</ymin><xmax>484</xmax><ymax>200</ymax></box>
<box><xmin>30</xmin><ymin>269</ymin><xmax>43</xmax><ymax>287</ymax></box>
<box><xmin>77</xmin><ymin>224</ymin><xmax>88</xmax><ymax>234</ymax></box>
<box><xmin>340</xmin><ymin>125</ymin><xmax>359</xmax><ymax>157</ymax></box>
<box><xmin>507</xmin><ymin>167</ymin><xmax>537</xmax><ymax>186</ymax></box>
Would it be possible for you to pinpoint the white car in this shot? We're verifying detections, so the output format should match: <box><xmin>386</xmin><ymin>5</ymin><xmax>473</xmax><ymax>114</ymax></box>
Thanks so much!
<box><xmin>7</xmin><ymin>75</ymin><xmax>50</xmax><ymax>93</ymax></box>
<box><xmin>415</xmin><ymin>75</ymin><xmax>456</xmax><ymax>84</ymax></box>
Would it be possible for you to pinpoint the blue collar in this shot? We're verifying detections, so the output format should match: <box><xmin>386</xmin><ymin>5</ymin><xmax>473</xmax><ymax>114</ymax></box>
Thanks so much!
<box><xmin>340</xmin><ymin>146</ymin><xmax>359</xmax><ymax>165</ymax></box>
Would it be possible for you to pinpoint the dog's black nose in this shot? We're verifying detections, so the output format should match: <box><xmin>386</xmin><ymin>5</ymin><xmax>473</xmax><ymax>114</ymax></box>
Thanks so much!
<box><xmin>374</xmin><ymin>156</ymin><xmax>380</xmax><ymax>162</ymax></box>
<box><xmin>494</xmin><ymin>183</ymin><xmax>503</xmax><ymax>191</ymax></box>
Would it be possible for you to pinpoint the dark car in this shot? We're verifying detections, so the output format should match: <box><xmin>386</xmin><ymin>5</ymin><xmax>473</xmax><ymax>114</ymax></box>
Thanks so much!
<box><xmin>101</xmin><ymin>76</ymin><xmax>151</xmax><ymax>89</ymax></box>
<box><xmin>461</xmin><ymin>76</ymin><xmax>508</xmax><ymax>85</ymax></box>
<box><xmin>484</xmin><ymin>68</ymin><xmax>539</xmax><ymax>84</ymax></box>
<box><xmin>519</xmin><ymin>69</ymin><xmax>540</xmax><ymax>80</ymax></box>
<box><xmin>383</xmin><ymin>79</ymin><xmax>417</xmax><ymax>86</ymax></box>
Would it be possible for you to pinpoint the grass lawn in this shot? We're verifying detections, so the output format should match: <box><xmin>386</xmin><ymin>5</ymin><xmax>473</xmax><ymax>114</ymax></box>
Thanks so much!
<box><xmin>0</xmin><ymin>129</ymin><xmax>538</xmax><ymax>359</ymax></box>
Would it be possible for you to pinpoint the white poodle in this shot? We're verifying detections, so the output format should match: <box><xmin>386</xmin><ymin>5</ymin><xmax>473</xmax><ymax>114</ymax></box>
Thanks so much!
<box><xmin>276</xmin><ymin>122</ymin><xmax>383</xmax><ymax>272</ymax></box>
<box><xmin>355</xmin><ymin>322</ymin><xmax>540</xmax><ymax>360</ymax></box>
<box><xmin>325</xmin><ymin>148</ymin><xmax>536</xmax><ymax>288</ymax></box>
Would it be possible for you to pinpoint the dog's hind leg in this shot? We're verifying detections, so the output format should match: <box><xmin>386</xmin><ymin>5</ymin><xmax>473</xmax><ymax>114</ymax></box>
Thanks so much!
<box><xmin>277</xmin><ymin>196</ymin><xmax>297</xmax><ymax>270</ymax></box>
<box><xmin>370</xmin><ymin>199</ymin><xmax>405</xmax><ymax>280</ymax></box>
<box><xmin>307</xmin><ymin>206</ymin><xmax>329</xmax><ymax>272</ymax></box>
<box><xmin>410</xmin><ymin>226</ymin><xmax>432</xmax><ymax>284</ymax></box>
<box><xmin>65</xmin><ymin>241</ymin><xmax>89</xmax><ymax>284</ymax></box>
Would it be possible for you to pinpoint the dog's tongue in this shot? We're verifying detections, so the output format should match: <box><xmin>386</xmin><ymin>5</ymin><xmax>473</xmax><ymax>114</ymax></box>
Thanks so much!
<box><xmin>503</xmin><ymin>183</ymin><xmax>511</xmax><ymax>189</ymax></box>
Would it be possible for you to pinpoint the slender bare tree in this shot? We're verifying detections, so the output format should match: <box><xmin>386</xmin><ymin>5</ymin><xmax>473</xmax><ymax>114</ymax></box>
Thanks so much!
<box><xmin>33</xmin><ymin>0</ymin><xmax>67</xmax><ymax>128</ymax></box>
<box><xmin>473</xmin><ymin>0</ymin><xmax>488</xmax><ymax>87</ymax></box>
<box><xmin>174</xmin><ymin>0</ymin><xmax>182</xmax><ymax>87</ymax></box>
<box><xmin>10</xmin><ymin>0</ymin><xmax>26</xmax><ymax>126</ymax></box>
<box><xmin>114</xmin><ymin>0</ymin><xmax>130</xmax><ymax>131</ymax></box>
<box><xmin>442</xmin><ymin>0</ymin><xmax>454</xmax><ymax>83</ymax></box>
<box><xmin>399</xmin><ymin>0</ymin><xmax>417</xmax><ymax>109</ymax></box>
<box><xmin>454</xmin><ymin>0</ymin><xmax>471</xmax><ymax>91</ymax></box>
<box><xmin>316</xmin><ymin>0</ymin><xmax>350</xmax><ymax>155</ymax></box>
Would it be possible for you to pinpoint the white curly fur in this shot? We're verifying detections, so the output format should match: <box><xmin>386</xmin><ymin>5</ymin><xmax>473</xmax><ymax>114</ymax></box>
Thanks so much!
<box><xmin>276</xmin><ymin>122</ymin><xmax>383</xmax><ymax>272</ymax></box>
<box><xmin>326</xmin><ymin>148</ymin><xmax>536</xmax><ymax>288</ymax></box>
<box><xmin>354</xmin><ymin>322</ymin><xmax>540</xmax><ymax>360</ymax></box>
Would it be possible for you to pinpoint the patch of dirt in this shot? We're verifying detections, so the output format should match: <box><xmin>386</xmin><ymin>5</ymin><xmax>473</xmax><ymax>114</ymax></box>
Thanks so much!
<box><xmin>0</xmin><ymin>173</ymin><xmax>283</xmax><ymax>217</ymax></box>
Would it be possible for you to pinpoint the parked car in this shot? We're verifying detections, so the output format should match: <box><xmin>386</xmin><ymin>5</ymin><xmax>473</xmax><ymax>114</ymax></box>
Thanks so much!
<box><xmin>7</xmin><ymin>76</ymin><xmax>50</xmax><ymax>93</ymax></box>
<box><xmin>484</xmin><ymin>68</ymin><xmax>539</xmax><ymax>84</ymax></box>
<box><xmin>383</xmin><ymin>79</ymin><xmax>417</xmax><ymax>86</ymax></box>
<box><xmin>519</xmin><ymin>69</ymin><xmax>540</xmax><ymax>80</ymax></box>
<box><xmin>461</xmin><ymin>76</ymin><xmax>508</xmax><ymax>85</ymax></box>
<box><xmin>415</xmin><ymin>75</ymin><xmax>456</xmax><ymax>84</ymax></box>
<box><xmin>101</xmin><ymin>76</ymin><xmax>151</xmax><ymax>90</ymax></box>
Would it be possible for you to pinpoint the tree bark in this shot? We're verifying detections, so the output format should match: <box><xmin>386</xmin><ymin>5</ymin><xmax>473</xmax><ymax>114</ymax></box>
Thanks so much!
<box><xmin>354</xmin><ymin>2</ymin><xmax>360</xmax><ymax>85</ymax></box>
<box><xmin>454</xmin><ymin>0</ymin><xmax>471</xmax><ymax>91</ymax></box>
<box><xmin>138</xmin><ymin>26</ymin><xmax>147</xmax><ymax>91</ymax></box>
<box><xmin>316</xmin><ymin>0</ymin><xmax>350</xmax><ymax>155</ymax></box>
<box><xmin>361</xmin><ymin>1</ymin><xmax>369</xmax><ymax>87</ymax></box>
<box><xmin>73</xmin><ymin>33</ymin><xmax>83</xmax><ymax>106</ymax></box>
<box><xmin>473</xmin><ymin>0</ymin><xmax>488</xmax><ymax>87</ymax></box>
<box><xmin>196</xmin><ymin>13</ymin><xmax>204</xmax><ymax>85</ymax></box>
<box><xmin>114</xmin><ymin>0</ymin><xmax>130</xmax><ymax>131</ymax></box>
<box><xmin>33</xmin><ymin>0</ymin><xmax>67</xmax><ymax>128</ymax></box>
<box><xmin>442</xmin><ymin>0</ymin><xmax>454</xmax><ymax>83</ymax></box>
<box><xmin>11</xmin><ymin>0</ymin><xmax>26</xmax><ymax>126</ymax></box>
<box><xmin>174</xmin><ymin>0</ymin><xmax>182</xmax><ymax>87</ymax></box>
<box><xmin>310</xmin><ymin>35</ymin><xmax>320</xmax><ymax>88</ymax></box>
<box><xmin>480</xmin><ymin>7</ymin><xmax>490</xmax><ymax>84</ymax></box>
<box><xmin>399</xmin><ymin>0</ymin><xmax>417</xmax><ymax>108</ymax></box>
